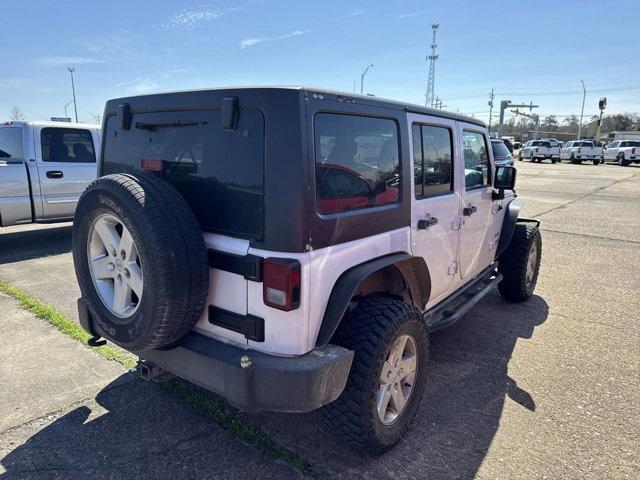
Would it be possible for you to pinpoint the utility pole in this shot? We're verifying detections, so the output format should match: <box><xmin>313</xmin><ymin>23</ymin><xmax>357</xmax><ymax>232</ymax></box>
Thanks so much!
<box><xmin>578</xmin><ymin>80</ymin><xmax>586</xmax><ymax>140</ymax></box>
<box><xmin>67</xmin><ymin>66</ymin><xmax>78</xmax><ymax>123</ymax></box>
<box><xmin>425</xmin><ymin>24</ymin><xmax>439</xmax><ymax>107</ymax></box>
<box><xmin>488</xmin><ymin>88</ymin><xmax>495</xmax><ymax>134</ymax></box>
<box><xmin>360</xmin><ymin>64</ymin><xmax>374</xmax><ymax>95</ymax></box>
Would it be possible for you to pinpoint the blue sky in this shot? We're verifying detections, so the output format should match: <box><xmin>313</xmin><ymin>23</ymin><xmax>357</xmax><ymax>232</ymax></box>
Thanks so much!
<box><xmin>2</xmin><ymin>0</ymin><xmax>639</xmax><ymax>124</ymax></box>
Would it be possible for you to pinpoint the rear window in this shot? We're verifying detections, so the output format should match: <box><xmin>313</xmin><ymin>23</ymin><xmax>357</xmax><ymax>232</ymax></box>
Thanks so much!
<box><xmin>0</xmin><ymin>127</ymin><xmax>23</xmax><ymax>159</ymax></box>
<box><xmin>491</xmin><ymin>141</ymin><xmax>511</xmax><ymax>158</ymax></box>
<box><xmin>102</xmin><ymin>109</ymin><xmax>265</xmax><ymax>239</ymax></box>
<box><xmin>314</xmin><ymin>113</ymin><xmax>400</xmax><ymax>215</ymax></box>
<box><xmin>41</xmin><ymin>128</ymin><xmax>96</xmax><ymax>163</ymax></box>
<box><xmin>621</xmin><ymin>141</ymin><xmax>640</xmax><ymax>147</ymax></box>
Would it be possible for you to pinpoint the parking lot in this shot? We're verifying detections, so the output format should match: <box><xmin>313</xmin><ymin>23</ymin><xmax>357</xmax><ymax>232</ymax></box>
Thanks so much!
<box><xmin>1</xmin><ymin>160</ymin><xmax>638</xmax><ymax>479</ymax></box>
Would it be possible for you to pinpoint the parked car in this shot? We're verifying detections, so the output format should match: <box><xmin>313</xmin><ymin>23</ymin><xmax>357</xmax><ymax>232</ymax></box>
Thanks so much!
<box><xmin>519</xmin><ymin>140</ymin><xmax>560</xmax><ymax>163</ymax></box>
<box><xmin>72</xmin><ymin>87</ymin><xmax>541</xmax><ymax>455</ymax></box>
<box><xmin>0</xmin><ymin>121</ymin><xmax>100</xmax><ymax>227</ymax></box>
<box><xmin>602</xmin><ymin>140</ymin><xmax>640</xmax><ymax>166</ymax></box>
<box><xmin>560</xmin><ymin>140</ymin><xmax>603</xmax><ymax>165</ymax></box>
<box><xmin>491</xmin><ymin>139</ymin><xmax>514</xmax><ymax>166</ymax></box>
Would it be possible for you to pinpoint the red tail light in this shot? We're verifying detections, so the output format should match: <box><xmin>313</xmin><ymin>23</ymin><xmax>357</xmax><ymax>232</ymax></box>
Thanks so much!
<box><xmin>140</xmin><ymin>158</ymin><xmax>166</xmax><ymax>172</ymax></box>
<box><xmin>263</xmin><ymin>258</ymin><xmax>301</xmax><ymax>311</ymax></box>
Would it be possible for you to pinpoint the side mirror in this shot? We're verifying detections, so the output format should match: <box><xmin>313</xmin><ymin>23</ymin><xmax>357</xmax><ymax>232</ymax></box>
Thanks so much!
<box><xmin>493</xmin><ymin>166</ymin><xmax>516</xmax><ymax>200</ymax></box>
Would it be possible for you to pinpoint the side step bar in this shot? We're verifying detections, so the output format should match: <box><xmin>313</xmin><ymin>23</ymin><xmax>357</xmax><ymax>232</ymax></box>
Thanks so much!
<box><xmin>424</xmin><ymin>267</ymin><xmax>503</xmax><ymax>332</ymax></box>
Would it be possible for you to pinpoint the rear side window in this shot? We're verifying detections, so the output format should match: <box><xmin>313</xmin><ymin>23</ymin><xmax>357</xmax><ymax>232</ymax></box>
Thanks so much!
<box><xmin>41</xmin><ymin>128</ymin><xmax>96</xmax><ymax>163</ymax></box>
<box><xmin>463</xmin><ymin>131</ymin><xmax>491</xmax><ymax>190</ymax></box>
<box><xmin>412</xmin><ymin>124</ymin><xmax>453</xmax><ymax>198</ymax></box>
<box><xmin>621</xmin><ymin>141</ymin><xmax>640</xmax><ymax>147</ymax></box>
<box><xmin>0</xmin><ymin>127</ymin><xmax>23</xmax><ymax>159</ymax></box>
<box><xmin>315</xmin><ymin>113</ymin><xmax>400</xmax><ymax>215</ymax></box>
<box><xmin>102</xmin><ymin>109</ymin><xmax>265</xmax><ymax>239</ymax></box>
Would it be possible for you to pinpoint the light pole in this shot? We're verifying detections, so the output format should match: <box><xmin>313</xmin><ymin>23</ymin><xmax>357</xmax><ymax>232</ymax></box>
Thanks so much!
<box><xmin>360</xmin><ymin>64</ymin><xmax>374</xmax><ymax>95</ymax></box>
<box><xmin>578</xmin><ymin>80</ymin><xmax>586</xmax><ymax>140</ymax></box>
<box><xmin>67</xmin><ymin>66</ymin><xmax>78</xmax><ymax>123</ymax></box>
<box><xmin>64</xmin><ymin>100</ymin><xmax>74</xmax><ymax>120</ymax></box>
<box><xmin>488</xmin><ymin>88</ymin><xmax>495</xmax><ymax>134</ymax></box>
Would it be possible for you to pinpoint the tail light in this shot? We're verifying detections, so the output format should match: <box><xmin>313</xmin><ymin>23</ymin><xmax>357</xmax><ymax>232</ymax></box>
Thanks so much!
<box><xmin>534</xmin><ymin>148</ymin><xmax>539</xmax><ymax>153</ymax></box>
<box><xmin>263</xmin><ymin>258</ymin><xmax>301</xmax><ymax>311</ymax></box>
<box><xmin>577</xmin><ymin>148</ymin><xmax>581</xmax><ymax>153</ymax></box>
<box><xmin>632</xmin><ymin>148</ymin><xmax>636</xmax><ymax>154</ymax></box>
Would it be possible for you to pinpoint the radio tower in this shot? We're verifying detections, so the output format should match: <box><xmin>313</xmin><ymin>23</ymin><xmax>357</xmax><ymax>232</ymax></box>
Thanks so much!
<box><xmin>425</xmin><ymin>24</ymin><xmax>439</xmax><ymax>108</ymax></box>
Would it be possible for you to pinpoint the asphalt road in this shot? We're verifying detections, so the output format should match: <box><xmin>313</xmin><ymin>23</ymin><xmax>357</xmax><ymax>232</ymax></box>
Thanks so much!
<box><xmin>0</xmin><ymin>160</ymin><xmax>638</xmax><ymax>479</ymax></box>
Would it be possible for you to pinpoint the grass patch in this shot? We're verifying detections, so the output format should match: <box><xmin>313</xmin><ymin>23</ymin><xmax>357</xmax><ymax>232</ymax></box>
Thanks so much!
<box><xmin>165</xmin><ymin>381</ymin><xmax>328</xmax><ymax>480</ymax></box>
<box><xmin>0</xmin><ymin>279</ymin><xmax>136</xmax><ymax>369</ymax></box>
<box><xmin>0</xmin><ymin>278</ymin><xmax>327</xmax><ymax>479</ymax></box>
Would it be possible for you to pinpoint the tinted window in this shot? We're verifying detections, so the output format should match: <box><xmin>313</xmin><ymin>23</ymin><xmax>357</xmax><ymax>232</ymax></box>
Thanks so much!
<box><xmin>315</xmin><ymin>114</ymin><xmax>400</xmax><ymax>214</ymax></box>
<box><xmin>621</xmin><ymin>141</ymin><xmax>640</xmax><ymax>147</ymax></box>
<box><xmin>0</xmin><ymin>127</ymin><xmax>23</xmax><ymax>159</ymax></box>
<box><xmin>463</xmin><ymin>131</ymin><xmax>490</xmax><ymax>190</ymax></box>
<box><xmin>102</xmin><ymin>109</ymin><xmax>265</xmax><ymax>239</ymax></box>
<box><xmin>412</xmin><ymin>124</ymin><xmax>453</xmax><ymax>198</ymax></box>
<box><xmin>491</xmin><ymin>140</ymin><xmax>511</xmax><ymax>158</ymax></box>
<box><xmin>531</xmin><ymin>141</ymin><xmax>543</xmax><ymax>147</ymax></box>
<box><xmin>41</xmin><ymin>128</ymin><xmax>96</xmax><ymax>163</ymax></box>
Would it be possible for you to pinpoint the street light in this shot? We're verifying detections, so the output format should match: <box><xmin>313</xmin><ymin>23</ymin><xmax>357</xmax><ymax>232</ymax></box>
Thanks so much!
<box><xmin>67</xmin><ymin>66</ymin><xmax>78</xmax><ymax>123</ymax></box>
<box><xmin>360</xmin><ymin>64</ymin><xmax>374</xmax><ymax>95</ymax></box>
<box><xmin>578</xmin><ymin>80</ymin><xmax>586</xmax><ymax>140</ymax></box>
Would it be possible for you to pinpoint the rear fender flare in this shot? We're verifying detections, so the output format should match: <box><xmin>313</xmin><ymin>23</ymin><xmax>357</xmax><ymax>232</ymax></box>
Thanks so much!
<box><xmin>314</xmin><ymin>253</ymin><xmax>430</xmax><ymax>348</ymax></box>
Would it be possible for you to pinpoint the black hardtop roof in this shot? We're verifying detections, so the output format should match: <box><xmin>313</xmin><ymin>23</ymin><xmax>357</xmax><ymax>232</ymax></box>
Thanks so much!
<box><xmin>104</xmin><ymin>86</ymin><xmax>486</xmax><ymax>128</ymax></box>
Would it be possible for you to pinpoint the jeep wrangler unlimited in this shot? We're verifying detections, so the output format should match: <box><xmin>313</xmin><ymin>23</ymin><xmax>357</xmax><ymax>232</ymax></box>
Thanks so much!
<box><xmin>72</xmin><ymin>87</ymin><xmax>542</xmax><ymax>455</ymax></box>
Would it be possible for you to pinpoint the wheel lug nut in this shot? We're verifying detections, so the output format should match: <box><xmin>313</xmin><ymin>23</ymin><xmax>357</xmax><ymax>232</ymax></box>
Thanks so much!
<box><xmin>117</xmin><ymin>274</ymin><xmax>122</xmax><ymax>281</ymax></box>
<box><xmin>120</xmin><ymin>250</ymin><xmax>126</xmax><ymax>260</ymax></box>
<box><xmin>124</xmin><ymin>269</ymin><xmax>130</xmax><ymax>278</ymax></box>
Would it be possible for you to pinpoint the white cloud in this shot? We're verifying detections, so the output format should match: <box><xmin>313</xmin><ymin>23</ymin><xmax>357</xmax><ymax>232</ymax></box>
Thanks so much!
<box><xmin>35</xmin><ymin>56</ymin><xmax>105</xmax><ymax>67</ymax></box>
<box><xmin>240</xmin><ymin>29</ymin><xmax>316</xmax><ymax>48</ymax></box>
<box><xmin>163</xmin><ymin>7</ymin><xmax>222</xmax><ymax>29</ymax></box>
<box><xmin>397</xmin><ymin>10</ymin><xmax>430</xmax><ymax>19</ymax></box>
<box><xmin>346</xmin><ymin>8</ymin><xmax>364</xmax><ymax>17</ymax></box>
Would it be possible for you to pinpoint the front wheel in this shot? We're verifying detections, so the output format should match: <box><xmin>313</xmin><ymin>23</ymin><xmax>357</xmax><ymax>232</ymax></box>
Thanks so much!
<box><xmin>618</xmin><ymin>154</ymin><xmax>630</xmax><ymax>167</ymax></box>
<box><xmin>551</xmin><ymin>158</ymin><xmax>557</xmax><ymax>164</ymax></box>
<box><xmin>592</xmin><ymin>159</ymin><xmax>600</xmax><ymax>165</ymax></box>
<box><xmin>323</xmin><ymin>295</ymin><xmax>429</xmax><ymax>455</ymax></box>
<box><xmin>498</xmin><ymin>223</ymin><xmax>542</xmax><ymax>302</ymax></box>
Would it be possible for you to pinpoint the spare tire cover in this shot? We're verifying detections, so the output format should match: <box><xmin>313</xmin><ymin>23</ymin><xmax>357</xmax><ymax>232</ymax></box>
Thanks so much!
<box><xmin>73</xmin><ymin>173</ymin><xmax>209</xmax><ymax>351</ymax></box>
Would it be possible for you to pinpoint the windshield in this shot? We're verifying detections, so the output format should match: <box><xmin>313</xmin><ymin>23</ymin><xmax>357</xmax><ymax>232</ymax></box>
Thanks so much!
<box><xmin>491</xmin><ymin>141</ymin><xmax>511</xmax><ymax>158</ymax></box>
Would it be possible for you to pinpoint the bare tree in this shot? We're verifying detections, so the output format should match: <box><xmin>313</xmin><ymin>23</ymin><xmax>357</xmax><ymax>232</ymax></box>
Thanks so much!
<box><xmin>9</xmin><ymin>106</ymin><xmax>26</xmax><ymax>121</ymax></box>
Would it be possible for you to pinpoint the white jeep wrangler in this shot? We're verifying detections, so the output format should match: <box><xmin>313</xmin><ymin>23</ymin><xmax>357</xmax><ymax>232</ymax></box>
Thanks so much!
<box><xmin>73</xmin><ymin>87</ymin><xmax>542</xmax><ymax>455</ymax></box>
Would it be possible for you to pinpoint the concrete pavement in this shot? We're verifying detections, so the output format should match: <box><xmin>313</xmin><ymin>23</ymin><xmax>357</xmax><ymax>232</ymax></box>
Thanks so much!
<box><xmin>1</xmin><ymin>161</ymin><xmax>639</xmax><ymax>479</ymax></box>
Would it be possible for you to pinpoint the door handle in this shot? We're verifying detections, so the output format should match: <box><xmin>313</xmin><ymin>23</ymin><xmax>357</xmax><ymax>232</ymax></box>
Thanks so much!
<box><xmin>46</xmin><ymin>170</ymin><xmax>64</xmax><ymax>179</ymax></box>
<box><xmin>463</xmin><ymin>205</ymin><xmax>477</xmax><ymax>216</ymax></box>
<box><xmin>417</xmin><ymin>216</ymin><xmax>438</xmax><ymax>230</ymax></box>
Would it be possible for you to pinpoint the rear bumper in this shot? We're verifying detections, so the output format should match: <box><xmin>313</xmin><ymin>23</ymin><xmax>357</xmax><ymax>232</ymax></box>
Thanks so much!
<box><xmin>78</xmin><ymin>298</ymin><xmax>353</xmax><ymax>413</ymax></box>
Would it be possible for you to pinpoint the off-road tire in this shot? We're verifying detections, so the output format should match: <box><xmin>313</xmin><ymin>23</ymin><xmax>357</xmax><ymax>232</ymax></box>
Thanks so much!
<box><xmin>73</xmin><ymin>173</ymin><xmax>209</xmax><ymax>351</ymax></box>
<box><xmin>618</xmin><ymin>153</ymin><xmax>630</xmax><ymax>167</ymax></box>
<box><xmin>323</xmin><ymin>295</ymin><xmax>429</xmax><ymax>455</ymax></box>
<box><xmin>498</xmin><ymin>223</ymin><xmax>542</xmax><ymax>302</ymax></box>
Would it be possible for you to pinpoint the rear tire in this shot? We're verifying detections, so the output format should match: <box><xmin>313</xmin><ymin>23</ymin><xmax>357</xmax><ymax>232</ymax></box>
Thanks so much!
<box><xmin>592</xmin><ymin>159</ymin><xmax>600</xmax><ymax>165</ymax></box>
<box><xmin>570</xmin><ymin>154</ymin><xmax>580</xmax><ymax>165</ymax></box>
<box><xmin>323</xmin><ymin>295</ymin><xmax>429</xmax><ymax>455</ymax></box>
<box><xmin>618</xmin><ymin>153</ymin><xmax>630</xmax><ymax>167</ymax></box>
<box><xmin>498</xmin><ymin>223</ymin><xmax>542</xmax><ymax>302</ymax></box>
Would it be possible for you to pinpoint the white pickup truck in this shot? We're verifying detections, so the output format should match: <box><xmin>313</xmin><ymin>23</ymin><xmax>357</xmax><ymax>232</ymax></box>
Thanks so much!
<box><xmin>560</xmin><ymin>140</ymin><xmax>603</xmax><ymax>165</ymax></box>
<box><xmin>602</xmin><ymin>140</ymin><xmax>640</xmax><ymax>166</ymax></box>
<box><xmin>0</xmin><ymin>121</ymin><xmax>100</xmax><ymax>227</ymax></box>
<box><xmin>519</xmin><ymin>140</ymin><xmax>561</xmax><ymax>163</ymax></box>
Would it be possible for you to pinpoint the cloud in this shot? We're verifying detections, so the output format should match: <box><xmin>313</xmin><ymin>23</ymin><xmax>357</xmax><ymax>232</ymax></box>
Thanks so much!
<box><xmin>35</xmin><ymin>56</ymin><xmax>105</xmax><ymax>67</ymax></box>
<box><xmin>346</xmin><ymin>8</ymin><xmax>364</xmax><ymax>17</ymax></box>
<box><xmin>163</xmin><ymin>7</ymin><xmax>222</xmax><ymax>29</ymax></box>
<box><xmin>397</xmin><ymin>10</ymin><xmax>430</xmax><ymax>19</ymax></box>
<box><xmin>116</xmin><ymin>78</ymin><xmax>160</xmax><ymax>93</ymax></box>
<box><xmin>240</xmin><ymin>29</ymin><xmax>316</xmax><ymax>48</ymax></box>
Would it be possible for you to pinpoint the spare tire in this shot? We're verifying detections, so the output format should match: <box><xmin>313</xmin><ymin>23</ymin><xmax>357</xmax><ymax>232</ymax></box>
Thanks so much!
<box><xmin>72</xmin><ymin>173</ymin><xmax>209</xmax><ymax>351</ymax></box>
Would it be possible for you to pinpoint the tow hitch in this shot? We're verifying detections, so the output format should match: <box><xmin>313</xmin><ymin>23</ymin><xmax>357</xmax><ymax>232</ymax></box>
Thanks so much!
<box><xmin>135</xmin><ymin>360</ymin><xmax>175</xmax><ymax>382</ymax></box>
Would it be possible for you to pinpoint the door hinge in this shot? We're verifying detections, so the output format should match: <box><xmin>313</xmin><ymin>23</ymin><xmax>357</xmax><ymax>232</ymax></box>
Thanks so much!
<box><xmin>451</xmin><ymin>216</ymin><xmax>462</xmax><ymax>230</ymax></box>
<box><xmin>448</xmin><ymin>261</ymin><xmax>459</xmax><ymax>275</ymax></box>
